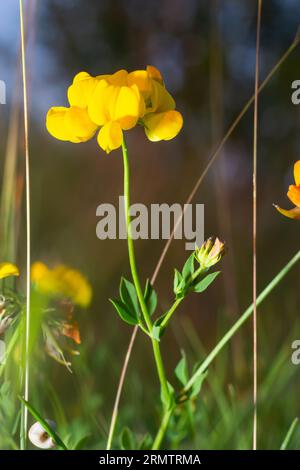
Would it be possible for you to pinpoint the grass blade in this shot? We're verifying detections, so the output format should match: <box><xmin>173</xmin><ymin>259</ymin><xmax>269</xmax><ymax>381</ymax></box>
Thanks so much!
<box><xmin>280</xmin><ymin>418</ymin><xmax>298</xmax><ymax>450</ymax></box>
<box><xmin>19</xmin><ymin>397</ymin><xmax>68</xmax><ymax>450</ymax></box>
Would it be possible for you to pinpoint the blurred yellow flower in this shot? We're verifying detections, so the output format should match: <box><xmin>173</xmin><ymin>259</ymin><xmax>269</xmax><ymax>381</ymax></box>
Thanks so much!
<box><xmin>46</xmin><ymin>66</ymin><xmax>183</xmax><ymax>153</ymax></box>
<box><xmin>31</xmin><ymin>262</ymin><xmax>92</xmax><ymax>308</ymax></box>
<box><xmin>275</xmin><ymin>160</ymin><xmax>300</xmax><ymax>220</ymax></box>
<box><xmin>0</xmin><ymin>262</ymin><xmax>19</xmax><ymax>280</ymax></box>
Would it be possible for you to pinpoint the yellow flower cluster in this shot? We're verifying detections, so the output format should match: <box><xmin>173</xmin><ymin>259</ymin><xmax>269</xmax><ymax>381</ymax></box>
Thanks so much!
<box><xmin>31</xmin><ymin>262</ymin><xmax>92</xmax><ymax>308</ymax></box>
<box><xmin>0</xmin><ymin>262</ymin><xmax>19</xmax><ymax>280</ymax></box>
<box><xmin>46</xmin><ymin>66</ymin><xmax>183</xmax><ymax>153</ymax></box>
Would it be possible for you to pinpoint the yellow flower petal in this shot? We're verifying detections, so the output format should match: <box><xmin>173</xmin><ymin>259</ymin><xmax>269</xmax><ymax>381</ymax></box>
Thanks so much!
<box><xmin>64</xmin><ymin>106</ymin><xmax>98</xmax><ymax>142</ymax></box>
<box><xmin>0</xmin><ymin>262</ymin><xmax>19</xmax><ymax>280</ymax></box>
<box><xmin>31</xmin><ymin>262</ymin><xmax>59</xmax><ymax>293</ymax></box>
<box><xmin>112</xmin><ymin>85</ymin><xmax>142</xmax><ymax>129</ymax></box>
<box><xmin>107</xmin><ymin>69</ymin><xmax>128</xmax><ymax>86</ymax></box>
<box><xmin>68</xmin><ymin>71</ymin><xmax>99</xmax><ymax>108</ymax></box>
<box><xmin>53</xmin><ymin>265</ymin><xmax>92</xmax><ymax>308</ymax></box>
<box><xmin>128</xmin><ymin>70</ymin><xmax>152</xmax><ymax>99</ymax></box>
<box><xmin>88</xmin><ymin>79</ymin><xmax>110</xmax><ymax>126</ymax></box>
<box><xmin>46</xmin><ymin>107</ymin><xmax>73</xmax><ymax>142</ymax></box>
<box><xmin>294</xmin><ymin>160</ymin><xmax>300</xmax><ymax>186</ymax></box>
<box><xmin>274</xmin><ymin>205</ymin><xmax>300</xmax><ymax>220</ymax></box>
<box><xmin>97</xmin><ymin>121</ymin><xmax>123</xmax><ymax>153</ymax></box>
<box><xmin>31</xmin><ymin>262</ymin><xmax>49</xmax><ymax>282</ymax></box>
<box><xmin>143</xmin><ymin>110</ymin><xmax>183</xmax><ymax>142</ymax></box>
<box><xmin>149</xmin><ymin>81</ymin><xmax>175</xmax><ymax>113</ymax></box>
<box><xmin>287</xmin><ymin>184</ymin><xmax>300</xmax><ymax>208</ymax></box>
<box><xmin>146</xmin><ymin>65</ymin><xmax>163</xmax><ymax>84</ymax></box>
<box><xmin>31</xmin><ymin>262</ymin><xmax>92</xmax><ymax>308</ymax></box>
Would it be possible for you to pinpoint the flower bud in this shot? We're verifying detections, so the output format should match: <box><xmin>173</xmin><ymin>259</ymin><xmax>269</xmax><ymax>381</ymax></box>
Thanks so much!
<box><xmin>195</xmin><ymin>237</ymin><xmax>225</xmax><ymax>270</ymax></box>
<box><xmin>28</xmin><ymin>421</ymin><xmax>56</xmax><ymax>449</ymax></box>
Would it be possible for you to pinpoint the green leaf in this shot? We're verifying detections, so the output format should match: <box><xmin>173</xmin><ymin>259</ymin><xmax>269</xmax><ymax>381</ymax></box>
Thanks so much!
<box><xmin>193</xmin><ymin>271</ymin><xmax>220</xmax><ymax>293</ymax></box>
<box><xmin>119</xmin><ymin>427</ymin><xmax>135</xmax><ymax>450</ymax></box>
<box><xmin>138</xmin><ymin>433</ymin><xmax>152</xmax><ymax>450</ymax></box>
<box><xmin>19</xmin><ymin>397</ymin><xmax>68</xmax><ymax>450</ymax></box>
<box><xmin>190</xmin><ymin>370</ymin><xmax>208</xmax><ymax>399</ymax></box>
<box><xmin>182</xmin><ymin>253</ymin><xmax>195</xmax><ymax>280</ymax></box>
<box><xmin>175</xmin><ymin>351</ymin><xmax>189</xmax><ymax>386</ymax></box>
<box><xmin>280</xmin><ymin>417</ymin><xmax>299</xmax><ymax>450</ymax></box>
<box><xmin>109</xmin><ymin>299</ymin><xmax>139</xmax><ymax>326</ymax></box>
<box><xmin>144</xmin><ymin>280</ymin><xmax>157</xmax><ymax>316</ymax></box>
<box><xmin>173</xmin><ymin>269</ymin><xmax>182</xmax><ymax>292</ymax></box>
<box><xmin>119</xmin><ymin>278</ymin><xmax>139</xmax><ymax>317</ymax></box>
<box><xmin>173</xmin><ymin>269</ymin><xmax>185</xmax><ymax>297</ymax></box>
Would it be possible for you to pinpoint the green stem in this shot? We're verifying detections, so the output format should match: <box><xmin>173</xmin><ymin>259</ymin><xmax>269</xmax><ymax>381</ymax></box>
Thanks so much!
<box><xmin>160</xmin><ymin>298</ymin><xmax>183</xmax><ymax>330</ymax></box>
<box><xmin>121</xmin><ymin>138</ymin><xmax>170</xmax><ymax>404</ymax></box>
<box><xmin>184</xmin><ymin>248</ymin><xmax>300</xmax><ymax>393</ymax></box>
<box><xmin>152</xmin><ymin>408</ymin><xmax>173</xmax><ymax>450</ymax></box>
<box><xmin>159</xmin><ymin>265</ymin><xmax>204</xmax><ymax>330</ymax></box>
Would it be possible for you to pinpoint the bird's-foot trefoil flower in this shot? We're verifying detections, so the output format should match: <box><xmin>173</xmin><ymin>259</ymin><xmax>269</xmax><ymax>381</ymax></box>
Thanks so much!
<box><xmin>31</xmin><ymin>262</ymin><xmax>92</xmax><ymax>308</ymax></box>
<box><xmin>46</xmin><ymin>66</ymin><xmax>183</xmax><ymax>153</ymax></box>
<box><xmin>275</xmin><ymin>160</ymin><xmax>300</xmax><ymax>220</ymax></box>
<box><xmin>31</xmin><ymin>262</ymin><xmax>91</xmax><ymax>370</ymax></box>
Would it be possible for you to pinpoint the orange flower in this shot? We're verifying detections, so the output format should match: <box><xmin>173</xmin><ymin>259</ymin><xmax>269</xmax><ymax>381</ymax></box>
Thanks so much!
<box><xmin>275</xmin><ymin>161</ymin><xmax>300</xmax><ymax>220</ymax></box>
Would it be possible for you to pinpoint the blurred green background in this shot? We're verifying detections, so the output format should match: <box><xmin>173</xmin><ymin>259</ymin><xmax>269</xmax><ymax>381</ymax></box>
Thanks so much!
<box><xmin>1</xmin><ymin>0</ymin><xmax>300</xmax><ymax>449</ymax></box>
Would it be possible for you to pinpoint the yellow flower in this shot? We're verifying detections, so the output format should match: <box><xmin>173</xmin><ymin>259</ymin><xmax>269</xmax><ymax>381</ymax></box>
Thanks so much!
<box><xmin>130</xmin><ymin>65</ymin><xmax>183</xmax><ymax>142</ymax></box>
<box><xmin>0</xmin><ymin>262</ymin><xmax>19</xmax><ymax>280</ymax></box>
<box><xmin>275</xmin><ymin>161</ymin><xmax>300</xmax><ymax>220</ymax></box>
<box><xmin>46</xmin><ymin>72</ymin><xmax>98</xmax><ymax>143</ymax></box>
<box><xmin>46</xmin><ymin>66</ymin><xmax>183</xmax><ymax>153</ymax></box>
<box><xmin>88</xmin><ymin>69</ymin><xmax>145</xmax><ymax>152</ymax></box>
<box><xmin>31</xmin><ymin>262</ymin><xmax>92</xmax><ymax>308</ymax></box>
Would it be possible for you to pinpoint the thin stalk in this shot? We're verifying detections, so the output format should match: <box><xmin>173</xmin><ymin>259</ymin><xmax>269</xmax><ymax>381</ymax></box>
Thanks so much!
<box><xmin>107</xmin><ymin>36</ymin><xmax>300</xmax><ymax>452</ymax></box>
<box><xmin>106</xmin><ymin>327</ymin><xmax>138</xmax><ymax>450</ymax></box>
<box><xmin>252</xmin><ymin>0</ymin><xmax>262</xmax><ymax>450</ymax></box>
<box><xmin>160</xmin><ymin>298</ymin><xmax>183</xmax><ymax>330</ymax></box>
<box><xmin>184</xmin><ymin>248</ymin><xmax>300</xmax><ymax>393</ymax></box>
<box><xmin>152</xmin><ymin>408</ymin><xmax>173</xmax><ymax>450</ymax></box>
<box><xmin>159</xmin><ymin>265</ymin><xmax>203</xmax><ymax>330</ymax></box>
<box><xmin>19</xmin><ymin>0</ymin><xmax>31</xmax><ymax>450</ymax></box>
<box><xmin>120</xmin><ymin>138</ymin><xmax>169</xmax><ymax>423</ymax></box>
<box><xmin>121</xmin><ymin>140</ymin><xmax>152</xmax><ymax>332</ymax></box>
